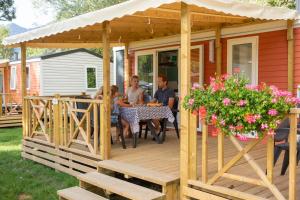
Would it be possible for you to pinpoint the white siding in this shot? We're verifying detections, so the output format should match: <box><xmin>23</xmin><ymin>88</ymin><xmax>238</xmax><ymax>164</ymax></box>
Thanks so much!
<box><xmin>40</xmin><ymin>51</ymin><xmax>114</xmax><ymax>96</ymax></box>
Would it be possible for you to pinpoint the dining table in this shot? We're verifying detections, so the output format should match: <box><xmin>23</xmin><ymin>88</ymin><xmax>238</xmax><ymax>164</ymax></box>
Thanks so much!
<box><xmin>119</xmin><ymin>105</ymin><xmax>175</xmax><ymax>146</ymax></box>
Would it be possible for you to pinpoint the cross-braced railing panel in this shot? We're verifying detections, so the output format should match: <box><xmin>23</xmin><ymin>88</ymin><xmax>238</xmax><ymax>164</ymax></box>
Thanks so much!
<box><xmin>23</xmin><ymin>96</ymin><xmax>107</xmax><ymax>159</ymax></box>
<box><xmin>185</xmin><ymin>111</ymin><xmax>299</xmax><ymax>200</ymax></box>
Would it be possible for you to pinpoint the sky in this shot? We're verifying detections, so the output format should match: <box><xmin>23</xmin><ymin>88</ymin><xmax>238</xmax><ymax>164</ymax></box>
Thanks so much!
<box><xmin>11</xmin><ymin>0</ymin><xmax>55</xmax><ymax>28</ymax></box>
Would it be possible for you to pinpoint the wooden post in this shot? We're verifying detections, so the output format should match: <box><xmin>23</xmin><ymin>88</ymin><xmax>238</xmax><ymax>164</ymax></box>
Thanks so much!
<box><xmin>189</xmin><ymin>113</ymin><xmax>197</xmax><ymax>180</ymax></box>
<box><xmin>287</xmin><ymin>20</ymin><xmax>294</xmax><ymax>93</ymax></box>
<box><xmin>102</xmin><ymin>21</ymin><xmax>111</xmax><ymax>160</ymax></box>
<box><xmin>0</xmin><ymin>92</ymin><xmax>2</xmax><ymax>116</ymax></box>
<box><xmin>180</xmin><ymin>2</ymin><xmax>191</xmax><ymax>199</ymax></box>
<box><xmin>124</xmin><ymin>44</ymin><xmax>130</xmax><ymax>91</ymax></box>
<box><xmin>216</xmin><ymin>25</ymin><xmax>222</xmax><ymax>76</ymax></box>
<box><xmin>289</xmin><ymin>113</ymin><xmax>298</xmax><ymax>200</ymax></box>
<box><xmin>21</xmin><ymin>44</ymin><xmax>27</xmax><ymax>136</ymax></box>
<box><xmin>53</xmin><ymin>94</ymin><xmax>60</xmax><ymax>147</ymax></box>
<box><xmin>267</xmin><ymin>136</ymin><xmax>274</xmax><ymax>183</ymax></box>
<box><xmin>201</xmin><ymin>121</ymin><xmax>208</xmax><ymax>183</ymax></box>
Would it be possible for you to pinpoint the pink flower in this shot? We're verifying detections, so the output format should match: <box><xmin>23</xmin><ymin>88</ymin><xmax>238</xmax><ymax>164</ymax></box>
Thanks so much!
<box><xmin>271</xmin><ymin>98</ymin><xmax>277</xmax><ymax>103</ymax></box>
<box><xmin>221</xmin><ymin>74</ymin><xmax>229</xmax><ymax>80</ymax></box>
<box><xmin>236</xmin><ymin>125</ymin><xmax>244</xmax><ymax>131</ymax></box>
<box><xmin>211</xmin><ymin>114</ymin><xmax>217</xmax><ymax>125</ymax></box>
<box><xmin>229</xmin><ymin>125</ymin><xmax>235</xmax><ymax>131</ymax></box>
<box><xmin>237</xmin><ymin>134</ymin><xmax>248</xmax><ymax>142</ymax></box>
<box><xmin>267</xmin><ymin>129</ymin><xmax>275</xmax><ymax>136</ymax></box>
<box><xmin>246</xmin><ymin>84</ymin><xmax>258</xmax><ymax>91</ymax></box>
<box><xmin>275</xmin><ymin>120</ymin><xmax>281</xmax><ymax>125</ymax></box>
<box><xmin>237</xmin><ymin>100</ymin><xmax>247</xmax><ymax>106</ymax></box>
<box><xmin>245</xmin><ymin>114</ymin><xmax>256</xmax><ymax>124</ymax></box>
<box><xmin>261</xmin><ymin>123</ymin><xmax>268</xmax><ymax>130</ymax></box>
<box><xmin>220</xmin><ymin>119</ymin><xmax>226</xmax><ymax>126</ymax></box>
<box><xmin>254</xmin><ymin>114</ymin><xmax>261</xmax><ymax>120</ymax></box>
<box><xmin>268</xmin><ymin>109</ymin><xmax>278</xmax><ymax>116</ymax></box>
<box><xmin>192</xmin><ymin>83</ymin><xmax>200</xmax><ymax>90</ymax></box>
<box><xmin>188</xmin><ymin>98</ymin><xmax>195</xmax><ymax>106</ymax></box>
<box><xmin>223</xmin><ymin>98</ymin><xmax>231</xmax><ymax>106</ymax></box>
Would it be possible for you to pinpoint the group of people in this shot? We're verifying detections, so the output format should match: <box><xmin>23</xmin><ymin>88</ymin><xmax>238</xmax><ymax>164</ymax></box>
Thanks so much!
<box><xmin>94</xmin><ymin>75</ymin><xmax>175</xmax><ymax>140</ymax></box>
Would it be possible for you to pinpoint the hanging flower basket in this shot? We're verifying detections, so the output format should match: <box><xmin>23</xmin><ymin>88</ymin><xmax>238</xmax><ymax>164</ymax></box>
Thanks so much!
<box><xmin>183</xmin><ymin>74</ymin><xmax>300</xmax><ymax>140</ymax></box>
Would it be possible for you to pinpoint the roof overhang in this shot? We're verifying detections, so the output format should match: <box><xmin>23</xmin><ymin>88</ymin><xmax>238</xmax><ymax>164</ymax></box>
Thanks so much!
<box><xmin>2</xmin><ymin>0</ymin><xmax>298</xmax><ymax>48</ymax></box>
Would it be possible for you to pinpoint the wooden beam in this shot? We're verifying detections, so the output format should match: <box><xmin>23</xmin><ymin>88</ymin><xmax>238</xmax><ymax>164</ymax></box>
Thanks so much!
<box><xmin>21</xmin><ymin>43</ymin><xmax>27</xmax><ymax>137</ymax></box>
<box><xmin>287</xmin><ymin>20</ymin><xmax>294</xmax><ymax>92</ymax></box>
<box><xmin>189</xmin><ymin>113</ymin><xmax>197</xmax><ymax>180</ymax></box>
<box><xmin>124</xmin><ymin>44</ymin><xmax>130</xmax><ymax>91</ymax></box>
<box><xmin>102</xmin><ymin>21</ymin><xmax>111</xmax><ymax>160</ymax></box>
<box><xmin>139</xmin><ymin>8</ymin><xmax>246</xmax><ymax>23</ymax></box>
<box><xmin>25</xmin><ymin>42</ymin><xmax>124</xmax><ymax>48</ymax></box>
<box><xmin>180</xmin><ymin>2</ymin><xmax>191</xmax><ymax>200</ymax></box>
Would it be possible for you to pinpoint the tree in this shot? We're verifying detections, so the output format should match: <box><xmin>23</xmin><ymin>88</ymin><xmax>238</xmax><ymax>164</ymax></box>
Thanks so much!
<box><xmin>240</xmin><ymin>0</ymin><xmax>295</xmax><ymax>9</ymax></box>
<box><xmin>0</xmin><ymin>26</ymin><xmax>13</xmax><ymax>59</ymax></box>
<box><xmin>0</xmin><ymin>0</ymin><xmax>16</xmax><ymax>21</ymax></box>
<box><xmin>33</xmin><ymin>0</ymin><xmax>128</xmax><ymax>20</ymax></box>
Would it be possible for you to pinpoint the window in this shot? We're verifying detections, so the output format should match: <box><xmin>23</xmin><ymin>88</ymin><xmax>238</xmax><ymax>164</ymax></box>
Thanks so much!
<box><xmin>86</xmin><ymin>67</ymin><xmax>97</xmax><ymax>89</ymax></box>
<box><xmin>227</xmin><ymin>36</ymin><xmax>258</xmax><ymax>84</ymax></box>
<box><xmin>10</xmin><ymin>66</ymin><xmax>17</xmax><ymax>90</ymax></box>
<box><xmin>26</xmin><ymin>66</ymin><xmax>30</xmax><ymax>89</ymax></box>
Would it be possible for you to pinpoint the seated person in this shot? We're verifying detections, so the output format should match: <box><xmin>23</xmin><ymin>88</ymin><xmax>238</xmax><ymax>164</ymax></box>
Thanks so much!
<box><xmin>125</xmin><ymin>75</ymin><xmax>144</xmax><ymax>105</ymax></box>
<box><xmin>110</xmin><ymin>85</ymin><xmax>131</xmax><ymax>138</ymax></box>
<box><xmin>94</xmin><ymin>86</ymin><xmax>103</xmax><ymax>100</ymax></box>
<box><xmin>151</xmin><ymin>75</ymin><xmax>175</xmax><ymax>132</ymax></box>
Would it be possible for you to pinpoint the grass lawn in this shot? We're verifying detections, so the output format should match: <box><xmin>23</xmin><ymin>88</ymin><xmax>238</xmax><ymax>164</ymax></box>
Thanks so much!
<box><xmin>0</xmin><ymin>128</ymin><xmax>77</xmax><ymax>200</ymax></box>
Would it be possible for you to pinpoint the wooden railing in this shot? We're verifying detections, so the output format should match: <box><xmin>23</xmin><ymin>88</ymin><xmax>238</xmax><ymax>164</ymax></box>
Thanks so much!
<box><xmin>184</xmin><ymin>109</ymin><xmax>299</xmax><ymax>200</ymax></box>
<box><xmin>0</xmin><ymin>93</ymin><xmax>20</xmax><ymax>116</ymax></box>
<box><xmin>23</xmin><ymin>95</ymin><xmax>107</xmax><ymax>160</ymax></box>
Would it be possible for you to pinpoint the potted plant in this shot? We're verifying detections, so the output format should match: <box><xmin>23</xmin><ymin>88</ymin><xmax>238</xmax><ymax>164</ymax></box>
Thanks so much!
<box><xmin>183</xmin><ymin>74</ymin><xmax>299</xmax><ymax>141</ymax></box>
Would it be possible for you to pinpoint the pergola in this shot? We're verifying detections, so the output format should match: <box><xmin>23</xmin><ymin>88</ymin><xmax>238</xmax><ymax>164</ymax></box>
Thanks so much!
<box><xmin>3</xmin><ymin>0</ymin><xmax>298</xmax><ymax>199</ymax></box>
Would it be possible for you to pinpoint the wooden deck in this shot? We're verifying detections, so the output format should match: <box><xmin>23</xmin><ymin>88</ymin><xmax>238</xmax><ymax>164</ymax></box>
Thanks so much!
<box><xmin>111</xmin><ymin>130</ymin><xmax>300</xmax><ymax>199</ymax></box>
<box><xmin>0</xmin><ymin>114</ymin><xmax>22</xmax><ymax>128</ymax></box>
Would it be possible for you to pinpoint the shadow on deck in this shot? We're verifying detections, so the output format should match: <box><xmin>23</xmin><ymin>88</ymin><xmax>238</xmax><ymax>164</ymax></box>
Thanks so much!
<box><xmin>111</xmin><ymin>130</ymin><xmax>300</xmax><ymax>199</ymax></box>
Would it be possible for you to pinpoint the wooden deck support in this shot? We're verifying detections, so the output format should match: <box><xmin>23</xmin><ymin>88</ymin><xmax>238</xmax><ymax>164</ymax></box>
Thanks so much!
<box><xmin>180</xmin><ymin>2</ymin><xmax>192</xmax><ymax>199</ymax></box>
<box><xmin>102</xmin><ymin>21</ymin><xmax>111</xmax><ymax>160</ymax></box>
<box><xmin>288</xmin><ymin>112</ymin><xmax>298</xmax><ymax>200</ymax></box>
<box><xmin>287</xmin><ymin>20</ymin><xmax>294</xmax><ymax>93</ymax></box>
<box><xmin>21</xmin><ymin>43</ymin><xmax>27</xmax><ymax>136</ymax></box>
<box><xmin>216</xmin><ymin>25</ymin><xmax>222</xmax><ymax>76</ymax></box>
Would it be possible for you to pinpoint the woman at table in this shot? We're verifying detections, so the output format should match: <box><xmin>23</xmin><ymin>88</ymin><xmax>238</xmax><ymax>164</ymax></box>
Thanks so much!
<box><xmin>125</xmin><ymin>75</ymin><xmax>144</xmax><ymax>105</ymax></box>
<box><xmin>111</xmin><ymin>85</ymin><xmax>131</xmax><ymax>139</ymax></box>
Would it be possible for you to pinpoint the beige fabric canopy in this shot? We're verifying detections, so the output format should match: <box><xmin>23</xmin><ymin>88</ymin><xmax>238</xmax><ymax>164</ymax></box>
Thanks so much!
<box><xmin>3</xmin><ymin>0</ymin><xmax>298</xmax><ymax>47</ymax></box>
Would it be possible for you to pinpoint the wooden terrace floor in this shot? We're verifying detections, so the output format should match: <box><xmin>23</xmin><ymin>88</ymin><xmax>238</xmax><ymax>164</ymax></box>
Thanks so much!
<box><xmin>111</xmin><ymin>130</ymin><xmax>300</xmax><ymax>199</ymax></box>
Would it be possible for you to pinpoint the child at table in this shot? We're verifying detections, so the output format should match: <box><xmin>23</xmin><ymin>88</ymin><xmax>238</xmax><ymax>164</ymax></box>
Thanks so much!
<box><xmin>110</xmin><ymin>85</ymin><xmax>131</xmax><ymax>139</ymax></box>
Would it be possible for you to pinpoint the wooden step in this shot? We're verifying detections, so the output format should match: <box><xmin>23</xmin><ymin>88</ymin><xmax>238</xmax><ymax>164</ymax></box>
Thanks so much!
<box><xmin>98</xmin><ymin>160</ymin><xmax>178</xmax><ymax>186</ymax></box>
<box><xmin>57</xmin><ymin>186</ymin><xmax>108</xmax><ymax>200</ymax></box>
<box><xmin>188</xmin><ymin>180</ymin><xmax>267</xmax><ymax>200</ymax></box>
<box><xmin>78</xmin><ymin>172</ymin><xmax>165</xmax><ymax>200</ymax></box>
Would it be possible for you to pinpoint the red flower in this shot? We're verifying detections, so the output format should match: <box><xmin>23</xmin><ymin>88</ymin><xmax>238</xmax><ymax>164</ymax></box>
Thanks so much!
<box><xmin>198</xmin><ymin>106</ymin><xmax>207</xmax><ymax>119</ymax></box>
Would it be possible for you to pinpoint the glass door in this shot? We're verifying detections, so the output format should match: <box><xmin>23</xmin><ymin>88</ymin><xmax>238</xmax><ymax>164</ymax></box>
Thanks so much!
<box><xmin>136</xmin><ymin>52</ymin><xmax>155</xmax><ymax>96</ymax></box>
<box><xmin>158</xmin><ymin>50</ymin><xmax>178</xmax><ymax>93</ymax></box>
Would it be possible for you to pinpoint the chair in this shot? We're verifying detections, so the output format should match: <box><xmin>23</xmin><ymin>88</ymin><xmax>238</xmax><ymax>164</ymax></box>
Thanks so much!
<box><xmin>273</xmin><ymin>118</ymin><xmax>300</xmax><ymax>175</ymax></box>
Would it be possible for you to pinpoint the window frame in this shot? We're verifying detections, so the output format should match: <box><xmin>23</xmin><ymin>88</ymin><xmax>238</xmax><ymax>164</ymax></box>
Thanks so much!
<box><xmin>227</xmin><ymin>36</ymin><xmax>259</xmax><ymax>85</ymax></box>
<box><xmin>85</xmin><ymin>66</ymin><xmax>98</xmax><ymax>90</ymax></box>
<box><xmin>10</xmin><ymin>66</ymin><xmax>17</xmax><ymax>90</ymax></box>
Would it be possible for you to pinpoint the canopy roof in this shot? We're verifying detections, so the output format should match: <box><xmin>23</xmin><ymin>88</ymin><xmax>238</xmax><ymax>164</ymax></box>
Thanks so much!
<box><xmin>3</xmin><ymin>0</ymin><xmax>298</xmax><ymax>47</ymax></box>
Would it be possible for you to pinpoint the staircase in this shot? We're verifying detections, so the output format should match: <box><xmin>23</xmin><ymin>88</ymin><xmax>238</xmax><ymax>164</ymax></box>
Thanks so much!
<box><xmin>58</xmin><ymin>160</ymin><xmax>179</xmax><ymax>200</ymax></box>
